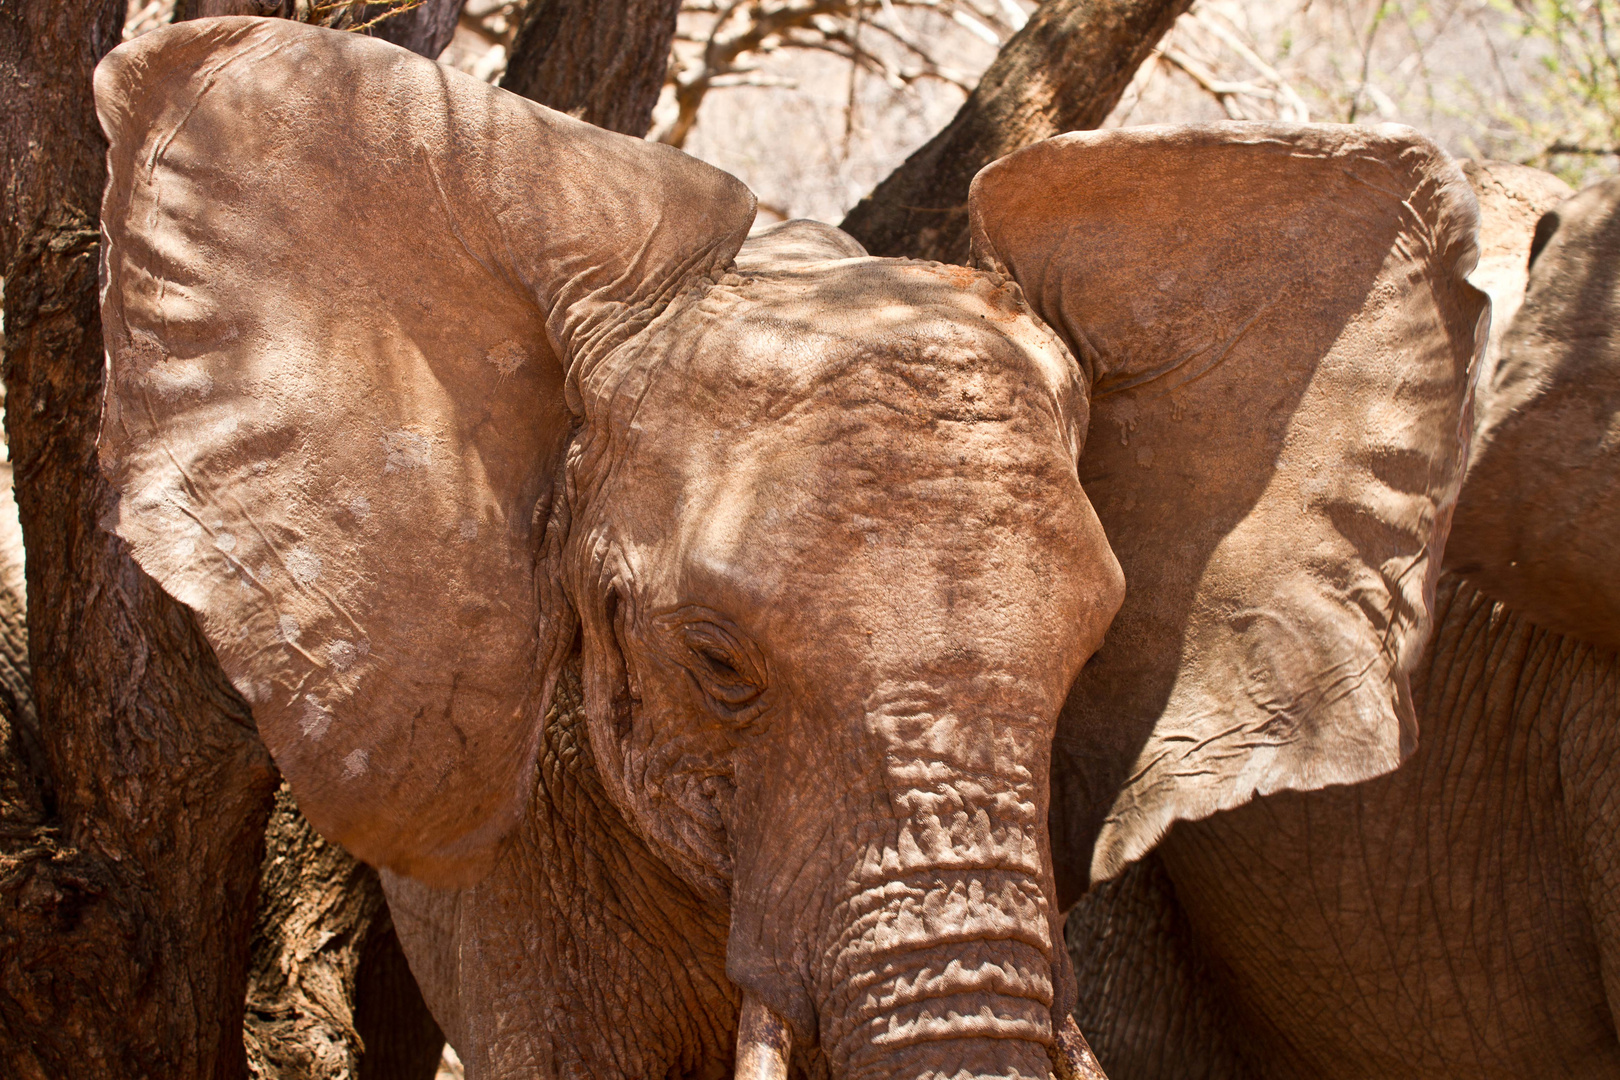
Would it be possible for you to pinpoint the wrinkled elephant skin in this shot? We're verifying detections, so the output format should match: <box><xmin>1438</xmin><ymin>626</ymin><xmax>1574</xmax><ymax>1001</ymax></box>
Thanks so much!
<box><xmin>1067</xmin><ymin>170</ymin><xmax>1620</xmax><ymax>1080</ymax></box>
<box><xmin>93</xmin><ymin>19</ymin><xmax>1482</xmax><ymax>1080</ymax></box>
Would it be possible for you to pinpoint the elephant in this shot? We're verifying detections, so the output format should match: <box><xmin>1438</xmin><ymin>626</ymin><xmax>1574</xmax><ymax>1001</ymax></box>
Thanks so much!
<box><xmin>91</xmin><ymin>18</ymin><xmax>1484</xmax><ymax>1080</ymax></box>
<box><xmin>1065</xmin><ymin>167</ymin><xmax>1620</xmax><ymax>1078</ymax></box>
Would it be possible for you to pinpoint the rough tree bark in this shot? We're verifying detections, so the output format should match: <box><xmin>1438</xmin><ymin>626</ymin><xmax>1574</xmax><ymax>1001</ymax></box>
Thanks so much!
<box><xmin>0</xmin><ymin>4</ymin><xmax>283</xmax><ymax>1078</ymax></box>
<box><xmin>841</xmin><ymin>0</ymin><xmax>1194</xmax><ymax>264</ymax></box>
<box><xmin>500</xmin><ymin>0</ymin><xmax>685</xmax><ymax>136</ymax></box>
<box><xmin>245</xmin><ymin>788</ymin><xmax>443</xmax><ymax>1080</ymax></box>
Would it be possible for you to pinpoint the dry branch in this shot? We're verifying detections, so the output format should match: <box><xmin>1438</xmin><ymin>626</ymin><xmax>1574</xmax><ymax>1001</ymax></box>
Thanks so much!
<box><xmin>841</xmin><ymin>0</ymin><xmax>1194</xmax><ymax>264</ymax></box>
<box><xmin>654</xmin><ymin>0</ymin><xmax>1014</xmax><ymax>148</ymax></box>
<box><xmin>500</xmin><ymin>0</ymin><xmax>684</xmax><ymax>135</ymax></box>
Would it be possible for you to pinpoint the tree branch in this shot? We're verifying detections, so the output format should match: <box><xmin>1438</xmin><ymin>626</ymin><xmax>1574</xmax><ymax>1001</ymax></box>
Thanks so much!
<box><xmin>500</xmin><ymin>0</ymin><xmax>684</xmax><ymax>135</ymax></box>
<box><xmin>841</xmin><ymin>0</ymin><xmax>1194</xmax><ymax>264</ymax></box>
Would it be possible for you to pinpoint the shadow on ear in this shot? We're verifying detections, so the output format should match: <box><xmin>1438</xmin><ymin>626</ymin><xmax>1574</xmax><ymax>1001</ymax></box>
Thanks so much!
<box><xmin>968</xmin><ymin>123</ymin><xmax>1485</xmax><ymax>898</ymax></box>
<box><xmin>93</xmin><ymin>18</ymin><xmax>754</xmax><ymax>884</ymax></box>
<box><xmin>1446</xmin><ymin>176</ymin><xmax>1620</xmax><ymax>650</ymax></box>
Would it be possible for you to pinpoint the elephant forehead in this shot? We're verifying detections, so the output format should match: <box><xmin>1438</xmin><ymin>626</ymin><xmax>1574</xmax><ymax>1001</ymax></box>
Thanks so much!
<box><xmin>606</xmin><ymin>259</ymin><xmax>1090</xmax><ymax>521</ymax></box>
<box><xmin>649</xmin><ymin>257</ymin><xmax>1087</xmax><ymax>442</ymax></box>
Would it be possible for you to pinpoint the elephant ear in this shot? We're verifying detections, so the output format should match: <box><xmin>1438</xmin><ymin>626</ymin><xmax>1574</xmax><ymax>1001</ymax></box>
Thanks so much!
<box><xmin>93</xmin><ymin>18</ymin><xmax>754</xmax><ymax>884</ymax></box>
<box><xmin>1457</xmin><ymin>160</ymin><xmax>1571</xmax><ymax>364</ymax></box>
<box><xmin>968</xmin><ymin>123</ymin><xmax>1485</xmax><ymax>892</ymax></box>
<box><xmin>1446</xmin><ymin>177</ymin><xmax>1620</xmax><ymax>650</ymax></box>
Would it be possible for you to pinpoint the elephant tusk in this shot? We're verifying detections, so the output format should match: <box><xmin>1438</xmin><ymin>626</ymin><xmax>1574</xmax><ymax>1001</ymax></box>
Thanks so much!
<box><xmin>735</xmin><ymin>992</ymin><xmax>793</xmax><ymax>1080</ymax></box>
<box><xmin>1050</xmin><ymin>1014</ymin><xmax>1110</xmax><ymax>1080</ymax></box>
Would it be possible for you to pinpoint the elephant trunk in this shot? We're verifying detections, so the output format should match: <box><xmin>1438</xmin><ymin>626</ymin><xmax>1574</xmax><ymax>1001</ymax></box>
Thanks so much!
<box><xmin>812</xmin><ymin>758</ymin><xmax>1068</xmax><ymax>1080</ymax></box>
<box><xmin>736</xmin><ymin>896</ymin><xmax>1106</xmax><ymax>1080</ymax></box>
<box><xmin>730</xmin><ymin>700</ymin><xmax>1088</xmax><ymax>1079</ymax></box>
<box><xmin>820</xmin><ymin>920</ymin><xmax>1058</xmax><ymax>1080</ymax></box>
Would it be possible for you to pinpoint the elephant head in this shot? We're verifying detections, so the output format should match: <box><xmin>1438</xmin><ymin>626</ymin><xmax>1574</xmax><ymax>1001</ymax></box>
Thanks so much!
<box><xmin>93</xmin><ymin>19</ymin><xmax>1484</xmax><ymax>1080</ymax></box>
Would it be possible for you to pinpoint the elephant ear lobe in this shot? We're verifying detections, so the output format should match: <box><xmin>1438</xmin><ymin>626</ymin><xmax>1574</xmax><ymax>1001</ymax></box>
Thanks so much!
<box><xmin>1446</xmin><ymin>177</ymin><xmax>1620</xmax><ymax>650</ymax></box>
<box><xmin>968</xmin><ymin>123</ymin><xmax>1485</xmax><ymax>887</ymax></box>
<box><xmin>93</xmin><ymin>19</ymin><xmax>754</xmax><ymax>885</ymax></box>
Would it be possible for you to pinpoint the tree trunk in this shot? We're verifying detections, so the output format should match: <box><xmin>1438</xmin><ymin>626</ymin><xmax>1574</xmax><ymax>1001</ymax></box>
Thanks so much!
<box><xmin>0</xmin><ymin>4</ymin><xmax>283</xmax><ymax>1078</ymax></box>
<box><xmin>245</xmin><ymin>788</ymin><xmax>444</xmax><ymax>1080</ymax></box>
<box><xmin>840</xmin><ymin>0</ymin><xmax>1192</xmax><ymax>265</ymax></box>
<box><xmin>175</xmin><ymin>2</ymin><xmax>466</xmax><ymax>60</ymax></box>
<box><xmin>500</xmin><ymin>0</ymin><xmax>683</xmax><ymax>136</ymax></box>
<box><xmin>362</xmin><ymin>0</ymin><xmax>463</xmax><ymax>58</ymax></box>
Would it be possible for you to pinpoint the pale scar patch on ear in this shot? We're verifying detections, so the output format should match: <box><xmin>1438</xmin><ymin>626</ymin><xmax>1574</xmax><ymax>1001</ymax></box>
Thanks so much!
<box><xmin>146</xmin><ymin>358</ymin><xmax>215</xmax><ymax>400</ymax></box>
<box><xmin>348</xmin><ymin>495</ymin><xmax>372</xmax><ymax>520</ymax></box>
<box><xmin>129</xmin><ymin>486</ymin><xmax>170</xmax><ymax>515</ymax></box>
<box><xmin>328</xmin><ymin>638</ymin><xmax>369</xmax><ymax>671</ymax></box>
<box><xmin>300</xmin><ymin>697</ymin><xmax>332</xmax><ymax>740</ymax></box>
<box><xmin>214</xmin><ymin>531</ymin><xmax>238</xmax><ymax>553</ymax></box>
<box><xmin>287</xmin><ymin>544</ymin><xmax>322</xmax><ymax>586</ymax></box>
<box><xmin>485</xmin><ymin>341</ymin><xmax>528</xmax><ymax>378</ymax></box>
<box><xmin>342</xmin><ymin>748</ymin><xmax>370</xmax><ymax>779</ymax></box>
<box><xmin>459</xmin><ymin>518</ymin><xmax>479</xmax><ymax>541</ymax></box>
<box><xmin>279</xmin><ymin>614</ymin><xmax>301</xmax><ymax>643</ymax></box>
<box><xmin>175</xmin><ymin>521</ymin><xmax>203</xmax><ymax>561</ymax></box>
<box><xmin>382</xmin><ymin>430</ymin><xmax>431</xmax><ymax>473</ymax></box>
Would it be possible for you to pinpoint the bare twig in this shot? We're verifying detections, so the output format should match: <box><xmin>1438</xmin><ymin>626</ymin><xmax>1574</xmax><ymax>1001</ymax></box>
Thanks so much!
<box><xmin>1191</xmin><ymin>8</ymin><xmax>1309</xmax><ymax>120</ymax></box>
<box><xmin>1544</xmin><ymin>141</ymin><xmax>1620</xmax><ymax>155</ymax></box>
<box><xmin>652</xmin><ymin>0</ymin><xmax>1010</xmax><ymax>147</ymax></box>
<box><xmin>1347</xmin><ymin>0</ymin><xmax>1389</xmax><ymax>123</ymax></box>
<box><xmin>1159</xmin><ymin>45</ymin><xmax>1273</xmax><ymax>119</ymax></box>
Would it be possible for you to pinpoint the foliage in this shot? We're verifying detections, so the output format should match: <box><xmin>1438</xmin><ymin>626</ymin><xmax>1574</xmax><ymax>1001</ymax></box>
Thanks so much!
<box><xmin>1496</xmin><ymin>0</ymin><xmax>1620</xmax><ymax>182</ymax></box>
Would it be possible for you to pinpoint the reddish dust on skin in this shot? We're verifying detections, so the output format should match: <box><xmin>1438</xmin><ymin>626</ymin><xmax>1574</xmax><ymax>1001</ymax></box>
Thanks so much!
<box><xmin>929</xmin><ymin>262</ymin><xmax>1029</xmax><ymax>328</ymax></box>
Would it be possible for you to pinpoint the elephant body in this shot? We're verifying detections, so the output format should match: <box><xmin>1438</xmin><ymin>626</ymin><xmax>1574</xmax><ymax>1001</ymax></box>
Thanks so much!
<box><xmin>1069</xmin><ymin>170</ymin><xmax>1620</xmax><ymax>1079</ymax></box>
<box><xmin>1073</xmin><ymin>573</ymin><xmax>1620</xmax><ymax>1078</ymax></box>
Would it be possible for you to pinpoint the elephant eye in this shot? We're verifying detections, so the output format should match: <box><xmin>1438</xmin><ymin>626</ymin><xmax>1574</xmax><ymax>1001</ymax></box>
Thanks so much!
<box><xmin>676</xmin><ymin>621</ymin><xmax>764</xmax><ymax>714</ymax></box>
<box><xmin>696</xmin><ymin>645</ymin><xmax>741</xmax><ymax>680</ymax></box>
